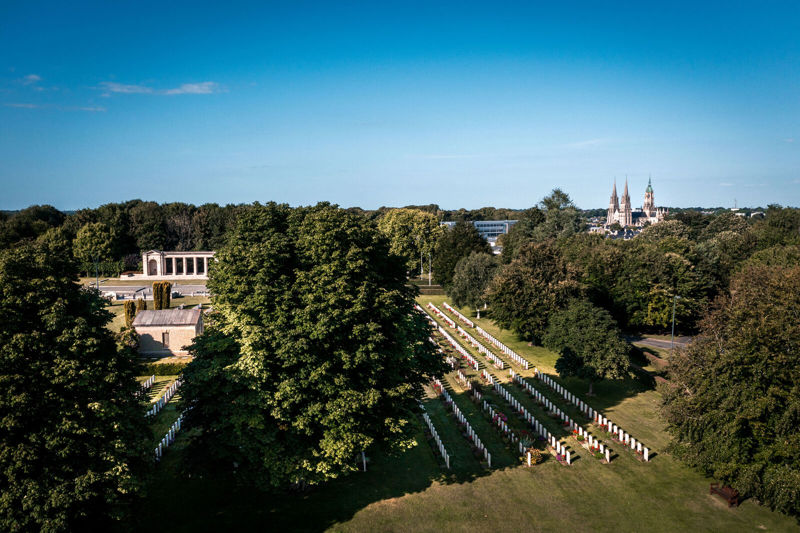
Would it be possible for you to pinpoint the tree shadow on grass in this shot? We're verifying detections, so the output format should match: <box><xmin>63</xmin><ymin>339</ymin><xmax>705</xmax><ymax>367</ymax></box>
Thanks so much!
<box><xmin>130</xmin><ymin>424</ymin><xmax>496</xmax><ymax>533</ymax></box>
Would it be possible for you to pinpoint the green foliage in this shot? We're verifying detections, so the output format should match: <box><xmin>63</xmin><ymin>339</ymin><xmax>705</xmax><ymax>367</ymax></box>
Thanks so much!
<box><xmin>152</xmin><ymin>281</ymin><xmax>172</xmax><ymax>310</ymax></box>
<box><xmin>142</xmin><ymin>361</ymin><xmax>190</xmax><ymax>376</ymax></box>
<box><xmin>377</xmin><ymin>208</ymin><xmax>443</xmax><ymax>274</ymax></box>
<box><xmin>531</xmin><ymin>189</ymin><xmax>585</xmax><ymax>242</ymax></box>
<box><xmin>638</xmin><ymin>220</ymin><xmax>691</xmax><ymax>242</ymax></box>
<box><xmin>124</xmin><ymin>299</ymin><xmax>137</xmax><ymax>327</ymax></box>
<box><xmin>543</xmin><ymin>299</ymin><xmax>630</xmax><ymax>394</ymax></box>
<box><xmin>182</xmin><ymin>202</ymin><xmax>446</xmax><ymax>488</ymax></box>
<box><xmin>487</xmin><ymin>241</ymin><xmax>582</xmax><ymax>343</ymax></box>
<box><xmin>448</xmin><ymin>252</ymin><xmax>498</xmax><ymax>313</ymax></box>
<box><xmin>433</xmin><ymin>221</ymin><xmax>491</xmax><ymax>288</ymax></box>
<box><xmin>136</xmin><ymin>297</ymin><xmax>147</xmax><ymax>312</ymax></box>
<box><xmin>662</xmin><ymin>263</ymin><xmax>800</xmax><ymax>518</ymax></box>
<box><xmin>0</xmin><ymin>237</ymin><xmax>149</xmax><ymax>531</ymax></box>
<box><xmin>498</xmin><ymin>207</ymin><xmax>545</xmax><ymax>264</ymax></box>
<box><xmin>699</xmin><ymin>212</ymin><xmax>750</xmax><ymax>240</ymax></box>
<box><xmin>73</xmin><ymin>222</ymin><xmax>116</xmax><ymax>266</ymax></box>
<box><xmin>751</xmin><ymin>205</ymin><xmax>800</xmax><ymax>249</ymax></box>
<box><xmin>0</xmin><ymin>205</ymin><xmax>66</xmax><ymax>249</ymax></box>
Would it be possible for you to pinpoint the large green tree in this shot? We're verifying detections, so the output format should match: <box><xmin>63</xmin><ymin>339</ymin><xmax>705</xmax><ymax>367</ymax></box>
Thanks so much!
<box><xmin>0</xmin><ymin>233</ymin><xmax>149</xmax><ymax>531</ymax></box>
<box><xmin>448</xmin><ymin>252</ymin><xmax>498</xmax><ymax>318</ymax></box>
<box><xmin>432</xmin><ymin>221</ymin><xmax>491</xmax><ymax>288</ymax></box>
<box><xmin>73</xmin><ymin>222</ymin><xmax>116</xmax><ymax>277</ymax></box>
<box><xmin>498</xmin><ymin>206</ymin><xmax>545</xmax><ymax>264</ymax></box>
<box><xmin>543</xmin><ymin>299</ymin><xmax>630</xmax><ymax>395</ymax></box>
<box><xmin>377</xmin><ymin>208</ymin><xmax>442</xmax><ymax>275</ymax></box>
<box><xmin>181</xmin><ymin>202</ymin><xmax>445</xmax><ymax>488</ymax></box>
<box><xmin>487</xmin><ymin>241</ymin><xmax>582</xmax><ymax>343</ymax></box>
<box><xmin>662</xmin><ymin>263</ymin><xmax>800</xmax><ymax>518</ymax></box>
<box><xmin>531</xmin><ymin>189</ymin><xmax>585</xmax><ymax>242</ymax></box>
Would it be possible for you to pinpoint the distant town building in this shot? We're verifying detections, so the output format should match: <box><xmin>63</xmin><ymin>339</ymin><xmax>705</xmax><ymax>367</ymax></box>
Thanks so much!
<box><xmin>133</xmin><ymin>308</ymin><xmax>204</xmax><ymax>357</ymax></box>
<box><xmin>606</xmin><ymin>178</ymin><xmax>667</xmax><ymax>227</ymax></box>
<box><xmin>440</xmin><ymin>220</ymin><xmax>518</xmax><ymax>253</ymax></box>
<box><xmin>135</xmin><ymin>250</ymin><xmax>215</xmax><ymax>280</ymax></box>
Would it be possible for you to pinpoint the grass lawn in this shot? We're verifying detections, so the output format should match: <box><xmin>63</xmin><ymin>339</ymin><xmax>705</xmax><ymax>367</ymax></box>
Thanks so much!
<box><xmin>143</xmin><ymin>375</ymin><xmax>182</xmax><ymax>448</ymax></box>
<box><xmin>131</xmin><ymin>296</ymin><xmax>799</xmax><ymax>532</ymax></box>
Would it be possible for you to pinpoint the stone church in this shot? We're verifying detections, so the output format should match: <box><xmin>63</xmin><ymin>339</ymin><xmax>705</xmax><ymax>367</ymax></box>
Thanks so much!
<box><xmin>606</xmin><ymin>178</ymin><xmax>667</xmax><ymax>227</ymax></box>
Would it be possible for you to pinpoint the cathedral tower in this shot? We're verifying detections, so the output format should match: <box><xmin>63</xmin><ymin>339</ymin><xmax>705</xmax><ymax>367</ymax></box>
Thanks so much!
<box><xmin>607</xmin><ymin>180</ymin><xmax>619</xmax><ymax>226</ymax></box>
<box><xmin>643</xmin><ymin>176</ymin><xmax>655</xmax><ymax>217</ymax></box>
<box><xmin>619</xmin><ymin>179</ymin><xmax>633</xmax><ymax>227</ymax></box>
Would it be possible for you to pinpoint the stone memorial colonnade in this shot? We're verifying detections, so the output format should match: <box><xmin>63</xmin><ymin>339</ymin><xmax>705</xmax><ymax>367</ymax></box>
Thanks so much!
<box><xmin>142</xmin><ymin>250</ymin><xmax>215</xmax><ymax>280</ymax></box>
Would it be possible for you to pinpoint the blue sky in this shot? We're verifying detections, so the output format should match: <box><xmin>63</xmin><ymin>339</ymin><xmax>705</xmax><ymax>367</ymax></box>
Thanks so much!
<box><xmin>1</xmin><ymin>1</ymin><xmax>798</xmax><ymax>210</ymax></box>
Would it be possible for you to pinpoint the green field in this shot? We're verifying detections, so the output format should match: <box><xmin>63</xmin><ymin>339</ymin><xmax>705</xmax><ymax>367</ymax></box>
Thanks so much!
<box><xmin>135</xmin><ymin>296</ymin><xmax>800</xmax><ymax>532</ymax></box>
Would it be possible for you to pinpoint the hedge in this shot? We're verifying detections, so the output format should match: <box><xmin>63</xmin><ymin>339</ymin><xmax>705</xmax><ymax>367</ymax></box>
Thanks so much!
<box><xmin>142</xmin><ymin>361</ymin><xmax>190</xmax><ymax>376</ymax></box>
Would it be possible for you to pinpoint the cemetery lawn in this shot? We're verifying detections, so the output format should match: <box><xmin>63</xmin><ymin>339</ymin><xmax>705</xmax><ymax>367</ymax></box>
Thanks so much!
<box><xmin>133</xmin><ymin>296</ymin><xmax>800</xmax><ymax>532</ymax></box>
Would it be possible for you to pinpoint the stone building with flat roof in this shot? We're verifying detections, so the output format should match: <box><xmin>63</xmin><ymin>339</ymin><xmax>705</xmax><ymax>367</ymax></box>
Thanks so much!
<box><xmin>132</xmin><ymin>308</ymin><xmax>203</xmax><ymax>357</ymax></box>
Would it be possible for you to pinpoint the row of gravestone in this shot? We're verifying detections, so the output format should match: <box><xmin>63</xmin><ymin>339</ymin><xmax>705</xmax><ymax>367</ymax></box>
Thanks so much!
<box><xmin>456</xmin><ymin>369</ymin><xmax>472</xmax><ymax>390</ymax></box>
<box><xmin>531</xmin><ymin>368</ymin><xmax>650</xmax><ymax>462</ymax></box>
<box><xmin>427</xmin><ymin>302</ymin><xmax>456</xmax><ymax>328</ymax></box>
<box><xmin>438</xmin><ymin>302</ymin><xmax>529</xmax><ymax>371</ymax></box>
<box><xmin>141</xmin><ymin>375</ymin><xmax>155</xmax><ymax>391</ymax></box>
<box><xmin>510</xmin><ymin>370</ymin><xmax>609</xmax><ymax>463</ymax></box>
<box><xmin>474</xmin><ymin>325</ymin><xmax>530</xmax><ymax>370</ymax></box>
<box><xmin>457</xmin><ymin>326</ymin><xmax>505</xmax><ymax>369</ymax></box>
<box><xmin>443</xmin><ymin>302</ymin><xmax>474</xmax><ymax>328</ymax></box>
<box><xmin>437</xmin><ymin>325</ymin><xmax>479</xmax><ymax>371</ymax></box>
<box><xmin>154</xmin><ymin>412</ymin><xmax>184</xmax><ymax>461</ymax></box>
<box><xmin>420</xmin><ymin>408</ymin><xmax>451</xmax><ymax>469</ymax></box>
<box><xmin>486</xmin><ymin>375</ymin><xmax>574</xmax><ymax>465</ymax></box>
<box><xmin>146</xmin><ymin>378</ymin><xmax>182</xmax><ymax>418</ymax></box>
<box><xmin>437</xmin><ymin>307</ymin><xmax>596</xmax><ymax>465</ymax></box>
<box><xmin>432</xmin><ymin>378</ymin><xmax>491</xmax><ymax>468</ymax></box>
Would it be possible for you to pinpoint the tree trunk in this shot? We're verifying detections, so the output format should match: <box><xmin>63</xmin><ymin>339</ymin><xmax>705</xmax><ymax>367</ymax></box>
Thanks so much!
<box><xmin>588</xmin><ymin>381</ymin><xmax>595</xmax><ymax>396</ymax></box>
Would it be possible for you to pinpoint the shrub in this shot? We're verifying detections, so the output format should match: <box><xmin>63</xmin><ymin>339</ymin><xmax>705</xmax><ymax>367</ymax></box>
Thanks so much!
<box><xmin>142</xmin><ymin>361</ymin><xmax>189</xmax><ymax>376</ymax></box>
<box><xmin>123</xmin><ymin>300</ymin><xmax>136</xmax><ymax>328</ymax></box>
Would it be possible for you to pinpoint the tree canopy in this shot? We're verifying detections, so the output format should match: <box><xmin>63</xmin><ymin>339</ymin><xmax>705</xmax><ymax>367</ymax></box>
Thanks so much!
<box><xmin>448</xmin><ymin>252</ymin><xmax>498</xmax><ymax>316</ymax></box>
<box><xmin>487</xmin><ymin>240</ymin><xmax>582</xmax><ymax>343</ymax></box>
<box><xmin>377</xmin><ymin>208</ymin><xmax>442</xmax><ymax>275</ymax></box>
<box><xmin>543</xmin><ymin>299</ymin><xmax>630</xmax><ymax>394</ymax></box>
<box><xmin>432</xmin><ymin>221</ymin><xmax>491</xmax><ymax>288</ymax></box>
<box><xmin>0</xmin><ymin>233</ymin><xmax>149</xmax><ymax>531</ymax></box>
<box><xmin>181</xmin><ymin>202</ymin><xmax>445</xmax><ymax>488</ymax></box>
<box><xmin>661</xmin><ymin>262</ymin><xmax>800</xmax><ymax>518</ymax></box>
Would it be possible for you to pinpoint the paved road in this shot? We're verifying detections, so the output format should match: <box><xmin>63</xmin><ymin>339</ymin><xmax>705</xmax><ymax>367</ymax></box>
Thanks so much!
<box><xmin>627</xmin><ymin>335</ymin><xmax>692</xmax><ymax>351</ymax></box>
<box><xmin>97</xmin><ymin>282</ymin><xmax>208</xmax><ymax>294</ymax></box>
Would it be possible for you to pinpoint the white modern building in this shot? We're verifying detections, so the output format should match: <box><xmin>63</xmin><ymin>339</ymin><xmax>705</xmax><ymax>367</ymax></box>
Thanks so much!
<box><xmin>441</xmin><ymin>220</ymin><xmax>518</xmax><ymax>245</ymax></box>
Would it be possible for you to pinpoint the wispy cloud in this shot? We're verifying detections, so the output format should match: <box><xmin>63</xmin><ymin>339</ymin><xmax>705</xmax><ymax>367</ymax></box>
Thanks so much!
<box><xmin>719</xmin><ymin>182</ymin><xmax>735</xmax><ymax>187</ymax></box>
<box><xmin>785</xmin><ymin>138</ymin><xmax>795</xmax><ymax>143</ymax></box>
<box><xmin>21</xmin><ymin>74</ymin><xmax>41</xmax><ymax>85</ymax></box>
<box><xmin>99</xmin><ymin>80</ymin><xmax>221</xmax><ymax>96</ymax></box>
<box><xmin>4</xmin><ymin>102</ymin><xmax>105</xmax><ymax>112</ymax></box>
<box><xmin>163</xmin><ymin>82</ymin><xmax>219</xmax><ymax>95</ymax></box>
<box><xmin>100</xmin><ymin>82</ymin><xmax>153</xmax><ymax>94</ymax></box>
